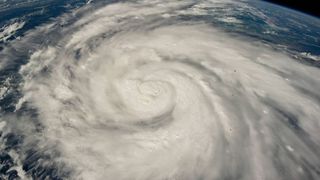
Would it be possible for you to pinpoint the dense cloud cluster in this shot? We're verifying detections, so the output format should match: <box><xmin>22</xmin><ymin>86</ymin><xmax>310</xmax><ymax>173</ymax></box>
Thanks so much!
<box><xmin>1</xmin><ymin>0</ymin><xmax>320</xmax><ymax>179</ymax></box>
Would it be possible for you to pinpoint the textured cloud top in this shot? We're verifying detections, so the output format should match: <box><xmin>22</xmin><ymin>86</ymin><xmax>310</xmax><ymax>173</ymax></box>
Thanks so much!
<box><xmin>1</xmin><ymin>0</ymin><xmax>320</xmax><ymax>179</ymax></box>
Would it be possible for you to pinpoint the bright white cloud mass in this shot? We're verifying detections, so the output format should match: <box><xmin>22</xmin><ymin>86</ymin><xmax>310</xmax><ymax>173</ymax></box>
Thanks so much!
<box><xmin>1</xmin><ymin>0</ymin><xmax>320</xmax><ymax>180</ymax></box>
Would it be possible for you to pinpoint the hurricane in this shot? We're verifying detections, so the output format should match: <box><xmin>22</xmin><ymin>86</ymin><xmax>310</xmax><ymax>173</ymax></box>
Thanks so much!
<box><xmin>1</xmin><ymin>0</ymin><xmax>320</xmax><ymax>180</ymax></box>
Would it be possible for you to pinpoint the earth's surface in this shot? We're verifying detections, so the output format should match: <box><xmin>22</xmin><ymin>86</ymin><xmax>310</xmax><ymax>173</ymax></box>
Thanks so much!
<box><xmin>0</xmin><ymin>0</ymin><xmax>320</xmax><ymax>180</ymax></box>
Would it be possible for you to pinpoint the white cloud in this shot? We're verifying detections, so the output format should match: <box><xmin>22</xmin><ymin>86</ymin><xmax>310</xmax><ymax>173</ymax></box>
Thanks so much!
<box><xmin>0</xmin><ymin>21</ymin><xmax>25</xmax><ymax>42</ymax></box>
<box><xmin>2</xmin><ymin>0</ymin><xmax>319</xmax><ymax>179</ymax></box>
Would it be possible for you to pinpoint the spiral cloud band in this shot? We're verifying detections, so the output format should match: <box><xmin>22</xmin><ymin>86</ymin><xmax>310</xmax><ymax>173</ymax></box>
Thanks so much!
<box><xmin>2</xmin><ymin>0</ymin><xmax>320</xmax><ymax>179</ymax></box>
